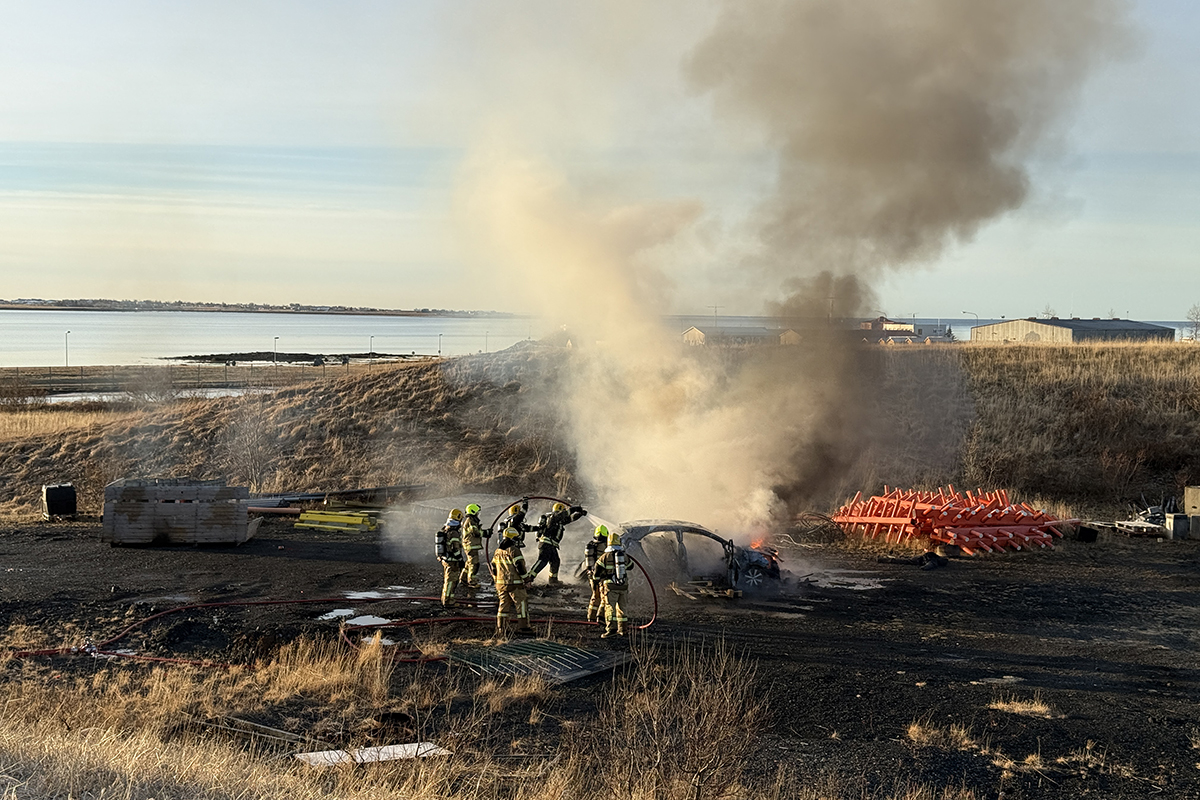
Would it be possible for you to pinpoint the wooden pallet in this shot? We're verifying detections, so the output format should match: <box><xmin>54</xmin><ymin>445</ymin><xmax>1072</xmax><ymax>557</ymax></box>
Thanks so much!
<box><xmin>101</xmin><ymin>478</ymin><xmax>254</xmax><ymax>545</ymax></box>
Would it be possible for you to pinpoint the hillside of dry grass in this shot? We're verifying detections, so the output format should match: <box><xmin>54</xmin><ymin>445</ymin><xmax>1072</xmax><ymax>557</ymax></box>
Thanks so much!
<box><xmin>0</xmin><ymin>345</ymin><xmax>577</xmax><ymax>515</ymax></box>
<box><xmin>957</xmin><ymin>344</ymin><xmax>1200</xmax><ymax>510</ymax></box>
<box><xmin>1</xmin><ymin>342</ymin><xmax>1197</xmax><ymax>518</ymax></box>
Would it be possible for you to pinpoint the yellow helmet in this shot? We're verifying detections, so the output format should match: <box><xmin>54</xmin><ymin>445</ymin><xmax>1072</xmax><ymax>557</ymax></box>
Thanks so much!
<box><xmin>607</xmin><ymin>530</ymin><xmax>622</xmax><ymax>547</ymax></box>
<box><xmin>503</xmin><ymin>527</ymin><xmax>521</xmax><ymax>539</ymax></box>
<box><xmin>465</xmin><ymin>503</ymin><xmax>480</xmax><ymax>515</ymax></box>
<box><xmin>594</xmin><ymin>524</ymin><xmax>608</xmax><ymax>538</ymax></box>
<box><xmin>448</xmin><ymin>508</ymin><xmax>463</xmax><ymax>521</ymax></box>
<box><xmin>509</xmin><ymin>503</ymin><xmax>522</xmax><ymax>515</ymax></box>
<box><xmin>553</xmin><ymin>502</ymin><xmax>567</xmax><ymax>513</ymax></box>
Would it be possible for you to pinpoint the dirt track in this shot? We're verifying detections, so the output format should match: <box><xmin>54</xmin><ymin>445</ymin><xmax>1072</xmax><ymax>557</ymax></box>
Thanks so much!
<box><xmin>2</xmin><ymin>518</ymin><xmax>1198</xmax><ymax>798</ymax></box>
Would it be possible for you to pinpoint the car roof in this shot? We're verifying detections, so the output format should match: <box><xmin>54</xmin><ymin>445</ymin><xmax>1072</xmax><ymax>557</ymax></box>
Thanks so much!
<box><xmin>616</xmin><ymin>519</ymin><xmax>728</xmax><ymax>542</ymax></box>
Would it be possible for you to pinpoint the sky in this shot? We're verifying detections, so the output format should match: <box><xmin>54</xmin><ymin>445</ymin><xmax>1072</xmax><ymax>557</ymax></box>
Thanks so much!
<box><xmin>0</xmin><ymin>0</ymin><xmax>1196</xmax><ymax>320</ymax></box>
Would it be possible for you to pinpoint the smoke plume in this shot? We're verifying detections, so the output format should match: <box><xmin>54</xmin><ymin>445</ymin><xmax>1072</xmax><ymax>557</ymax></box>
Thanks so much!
<box><xmin>689</xmin><ymin>0</ymin><xmax>1129</xmax><ymax>281</ymax></box>
<box><xmin>451</xmin><ymin>1</ymin><xmax>1129</xmax><ymax>533</ymax></box>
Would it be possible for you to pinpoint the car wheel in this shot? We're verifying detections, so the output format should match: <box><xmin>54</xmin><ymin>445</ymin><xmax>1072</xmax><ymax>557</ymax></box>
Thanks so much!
<box><xmin>742</xmin><ymin>566</ymin><xmax>766</xmax><ymax>588</ymax></box>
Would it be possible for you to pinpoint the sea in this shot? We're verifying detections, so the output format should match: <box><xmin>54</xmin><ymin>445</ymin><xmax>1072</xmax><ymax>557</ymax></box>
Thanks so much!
<box><xmin>0</xmin><ymin>309</ymin><xmax>1192</xmax><ymax>367</ymax></box>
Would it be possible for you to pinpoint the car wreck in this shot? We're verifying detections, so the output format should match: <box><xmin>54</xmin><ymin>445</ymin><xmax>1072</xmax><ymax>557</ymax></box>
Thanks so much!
<box><xmin>591</xmin><ymin>520</ymin><xmax>781</xmax><ymax>593</ymax></box>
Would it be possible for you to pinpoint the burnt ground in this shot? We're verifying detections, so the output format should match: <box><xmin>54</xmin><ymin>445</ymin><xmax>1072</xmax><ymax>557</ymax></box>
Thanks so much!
<box><xmin>2</xmin><ymin>518</ymin><xmax>1198</xmax><ymax>798</ymax></box>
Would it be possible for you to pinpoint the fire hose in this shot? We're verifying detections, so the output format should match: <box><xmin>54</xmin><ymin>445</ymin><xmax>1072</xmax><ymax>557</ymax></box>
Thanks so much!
<box><xmin>484</xmin><ymin>495</ymin><xmax>657</xmax><ymax>630</ymax></box>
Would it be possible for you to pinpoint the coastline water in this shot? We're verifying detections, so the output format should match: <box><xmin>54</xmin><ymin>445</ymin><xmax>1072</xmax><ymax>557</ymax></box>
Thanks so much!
<box><xmin>0</xmin><ymin>309</ymin><xmax>543</xmax><ymax>367</ymax></box>
<box><xmin>0</xmin><ymin>309</ymin><xmax>1191</xmax><ymax>368</ymax></box>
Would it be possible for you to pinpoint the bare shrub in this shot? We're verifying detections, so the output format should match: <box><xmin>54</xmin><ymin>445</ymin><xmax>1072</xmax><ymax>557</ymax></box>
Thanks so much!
<box><xmin>0</xmin><ymin>372</ymin><xmax>43</xmax><ymax>409</ymax></box>
<box><xmin>122</xmin><ymin>366</ymin><xmax>182</xmax><ymax>405</ymax></box>
<box><xmin>218</xmin><ymin>405</ymin><xmax>283</xmax><ymax>492</ymax></box>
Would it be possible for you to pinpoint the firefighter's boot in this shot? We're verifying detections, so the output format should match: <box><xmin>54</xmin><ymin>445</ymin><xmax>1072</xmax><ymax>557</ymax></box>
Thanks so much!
<box><xmin>547</xmin><ymin>574</ymin><xmax>563</xmax><ymax>586</ymax></box>
<box><xmin>586</xmin><ymin>607</ymin><xmax>599</xmax><ymax>623</ymax></box>
<box><xmin>617</xmin><ymin>621</ymin><xmax>627</xmax><ymax>637</ymax></box>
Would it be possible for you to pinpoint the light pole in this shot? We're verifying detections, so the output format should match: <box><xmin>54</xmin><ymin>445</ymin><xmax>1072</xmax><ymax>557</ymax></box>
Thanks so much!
<box><xmin>369</xmin><ymin>335</ymin><xmax>375</xmax><ymax>368</ymax></box>
<box><xmin>485</xmin><ymin>331</ymin><xmax>489</xmax><ymax>353</ymax></box>
<box><xmin>273</xmin><ymin>337</ymin><xmax>279</xmax><ymax>379</ymax></box>
<box><xmin>64</xmin><ymin>330</ymin><xmax>70</xmax><ymax>368</ymax></box>
<box><xmin>438</xmin><ymin>333</ymin><xmax>442</xmax><ymax>356</ymax></box>
<box><xmin>963</xmin><ymin>310</ymin><xmax>979</xmax><ymax>323</ymax></box>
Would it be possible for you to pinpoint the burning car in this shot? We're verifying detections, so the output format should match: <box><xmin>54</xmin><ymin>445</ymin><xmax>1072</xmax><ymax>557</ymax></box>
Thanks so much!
<box><xmin>597</xmin><ymin>520</ymin><xmax>781</xmax><ymax>592</ymax></box>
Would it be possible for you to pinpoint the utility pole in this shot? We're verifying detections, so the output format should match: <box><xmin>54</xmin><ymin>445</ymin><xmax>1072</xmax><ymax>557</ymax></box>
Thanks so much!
<box><xmin>707</xmin><ymin>305</ymin><xmax>723</xmax><ymax>332</ymax></box>
<box><xmin>64</xmin><ymin>330</ymin><xmax>70</xmax><ymax>368</ymax></box>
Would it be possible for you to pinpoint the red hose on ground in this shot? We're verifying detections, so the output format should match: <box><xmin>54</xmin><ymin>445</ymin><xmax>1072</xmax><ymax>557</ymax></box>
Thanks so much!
<box><xmin>11</xmin><ymin>538</ymin><xmax>659</xmax><ymax>664</ymax></box>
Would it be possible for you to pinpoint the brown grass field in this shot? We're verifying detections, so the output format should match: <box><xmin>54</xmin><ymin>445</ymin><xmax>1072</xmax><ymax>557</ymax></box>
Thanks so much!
<box><xmin>2</xmin><ymin>342</ymin><xmax>1197</xmax><ymax>517</ymax></box>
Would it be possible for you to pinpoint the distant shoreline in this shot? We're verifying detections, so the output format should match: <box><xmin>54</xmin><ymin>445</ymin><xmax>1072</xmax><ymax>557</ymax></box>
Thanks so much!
<box><xmin>0</xmin><ymin>303</ymin><xmax>522</xmax><ymax>318</ymax></box>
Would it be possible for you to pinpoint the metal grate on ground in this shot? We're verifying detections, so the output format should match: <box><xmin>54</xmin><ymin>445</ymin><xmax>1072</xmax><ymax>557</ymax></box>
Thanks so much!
<box><xmin>446</xmin><ymin>640</ymin><xmax>633</xmax><ymax>684</ymax></box>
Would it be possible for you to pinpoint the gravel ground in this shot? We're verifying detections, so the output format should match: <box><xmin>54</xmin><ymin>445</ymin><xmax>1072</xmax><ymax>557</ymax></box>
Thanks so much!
<box><xmin>2</xmin><ymin>518</ymin><xmax>1198</xmax><ymax>798</ymax></box>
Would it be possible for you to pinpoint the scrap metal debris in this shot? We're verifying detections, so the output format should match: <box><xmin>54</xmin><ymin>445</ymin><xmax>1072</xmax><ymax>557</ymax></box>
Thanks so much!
<box><xmin>833</xmin><ymin>485</ymin><xmax>1077</xmax><ymax>554</ymax></box>
<box><xmin>447</xmin><ymin>639</ymin><xmax>632</xmax><ymax>684</ymax></box>
<box><xmin>294</xmin><ymin>742</ymin><xmax>451</xmax><ymax>767</ymax></box>
<box><xmin>667</xmin><ymin>581</ymin><xmax>742</xmax><ymax>600</ymax></box>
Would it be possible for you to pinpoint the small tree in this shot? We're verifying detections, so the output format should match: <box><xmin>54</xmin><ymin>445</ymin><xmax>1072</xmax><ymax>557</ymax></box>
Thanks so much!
<box><xmin>1039</xmin><ymin>304</ymin><xmax>1056</xmax><ymax>319</ymax></box>
<box><xmin>1187</xmin><ymin>303</ymin><xmax>1200</xmax><ymax>341</ymax></box>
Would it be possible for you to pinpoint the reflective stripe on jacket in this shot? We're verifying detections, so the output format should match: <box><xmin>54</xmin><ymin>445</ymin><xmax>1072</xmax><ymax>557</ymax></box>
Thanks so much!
<box><xmin>492</xmin><ymin>546</ymin><xmax>527</xmax><ymax>587</ymax></box>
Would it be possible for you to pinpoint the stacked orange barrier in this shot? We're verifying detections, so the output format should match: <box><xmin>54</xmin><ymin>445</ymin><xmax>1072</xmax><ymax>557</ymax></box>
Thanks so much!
<box><xmin>832</xmin><ymin>485</ymin><xmax>1076</xmax><ymax>555</ymax></box>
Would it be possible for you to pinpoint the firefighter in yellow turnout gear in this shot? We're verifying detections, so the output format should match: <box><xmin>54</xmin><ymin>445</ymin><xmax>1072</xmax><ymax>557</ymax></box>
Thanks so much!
<box><xmin>592</xmin><ymin>528</ymin><xmax>629</xmax><ymax>638</ymax></box>
<box><xmin>584</xmin><ymin>525</ymin><xmax>609</xmax><ymax>622</ymax></box>
<box><xmin>459</xmin><ymin>503</ymin><xmax>485</xmax><ymax>592</ymax></box>
<box><xmin>435</xmin><ymin>509</ymin><xmax>466</xmax><ymax>607</ymax></box>
<box><xmin>491</xmin><ymin>527</ymin><xmax>532</xmax><ymax>635</ymax></box>
<box><xmin>526</xmin><ymin>502</ymin><xmax>588</xmax><ymax>585</ymax></box>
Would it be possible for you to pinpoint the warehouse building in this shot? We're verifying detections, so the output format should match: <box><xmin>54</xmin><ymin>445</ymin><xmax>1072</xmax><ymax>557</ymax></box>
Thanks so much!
<box><xmin>682</xmin><ymin>326</ymin><xmax>801</xmax><ymax>346</ymax></box>
<box><xmin>970</xmin><ymin>318</ymin><xmax>1175</xmax><ymax>343</ymax></box>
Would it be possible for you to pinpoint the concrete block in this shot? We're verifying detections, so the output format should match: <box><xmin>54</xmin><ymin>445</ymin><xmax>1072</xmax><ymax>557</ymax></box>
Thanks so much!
<box><xmin>1186</xmin><ymin>486</ymin><xmax>1200</xmax><ymax>516</ymax></box>
<box><xmin>1164</xmin><ymin>514</ymin><xmax>1190</xmax><ymax>540</ymax></box>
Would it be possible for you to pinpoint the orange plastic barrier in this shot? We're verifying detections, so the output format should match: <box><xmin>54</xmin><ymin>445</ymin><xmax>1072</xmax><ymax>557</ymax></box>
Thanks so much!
<box><xmin>831</xmin><ymin>485</ymin><xmax>1075</xmax><ymax>555</ymax></box>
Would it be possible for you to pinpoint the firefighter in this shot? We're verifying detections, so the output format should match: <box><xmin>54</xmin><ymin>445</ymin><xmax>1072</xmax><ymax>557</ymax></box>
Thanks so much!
<box><xmin>593</xmin><ymin>528</ymin><xmax>629</xmax><ymax>638</ymax></box>
<box><xmin>491</xmin><ymin>527</ymin><xmax>532</xmax><ymax>635</ymax></box>
<box><xmin>500</xmin><ymin>500</ymin><xmax>536</xmax><ymax>545</ymax></box>
<box><xmin>435</xmin><ymin>509</ymin><xmax>466</xmax><ymax>608</ymax></box>
<box><xmin>526</xmin><ymin>502</ymin><xmax>588</xmax><ymax>585</ymax></box>
<box><xmin>460</xmin><ymin>503</ymin><xmax>486</xmax><ymax>591</ymax></box>
<box><xmin>584</xmin><ymin>524</ymin><xmax>608</xmax><ymax>622</ymax></box>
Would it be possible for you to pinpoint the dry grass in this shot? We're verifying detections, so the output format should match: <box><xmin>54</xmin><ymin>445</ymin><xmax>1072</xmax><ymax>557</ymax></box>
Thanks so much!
<box><xmin>0</xmin><ymin>407</ymin><xmax>137</xmax><ymax>440</ymax></box>
<box><xmin>476</xmin><ymin>674</ymin><xmax>551</xmax><ymax>715</ymax></box>
<box><xmin>906</xmin><ymin>720</ymin><xmax>978</xmax><ymax>750</ymax></box>
<box><xmin>0</xmin><ymin>633</ymin><xmax>1005</xmax><ymax>800</ymax></box>
<box><xmin>1054</xmin><ymin>740</ymin><xmax>1137</xmax><ymax>780</ymax></box>
<box><xmin>0</xmin><ymin>349</ymin><xmax>577</xmax><ymax>514</ymax></box>
<box><xmin>988</xmin><ymin>692</ymin><xmax>1057</xmax><ymax>719</ymax></box>
<box><xmin>3</xmin><ymin>343</ymin><xmax>1199</xmax><ymax>518</ymax></box>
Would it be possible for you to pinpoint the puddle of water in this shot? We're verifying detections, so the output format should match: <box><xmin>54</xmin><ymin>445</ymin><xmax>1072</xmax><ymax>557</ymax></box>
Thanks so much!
<box><xmin>317</xmin><ymin>609</ymin><xmax>356</xmax><ymax>621</ymax></box>
<box><xmin>345</xmin><ymin>615</ymin><xmax>392</xmax><ymax>627</ymax></box>
<box><xmin>807</xmin><ymin>571</ymin><xmax>889</xmax><ymax>591</ymax></box>
<box><xmin>345</xmin><ymin>590</ymin><xmax>410</xmax><ymax>600</ymax></box>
